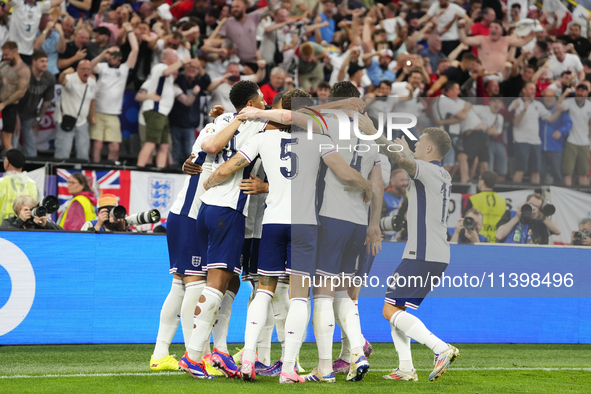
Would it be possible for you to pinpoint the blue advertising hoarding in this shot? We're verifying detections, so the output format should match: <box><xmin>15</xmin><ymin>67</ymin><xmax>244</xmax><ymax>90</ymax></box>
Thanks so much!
<box><xmin>0</xmin><ymin>231</ymin><xmax>590</xmax><ymax>345</ymax></box>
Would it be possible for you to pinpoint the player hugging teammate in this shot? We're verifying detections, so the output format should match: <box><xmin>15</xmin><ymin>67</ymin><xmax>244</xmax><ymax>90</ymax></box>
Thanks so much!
<box><xmin>150</xmin><ymin>80</ymin><xmax>460</xmax><ymax>383</ymax></box>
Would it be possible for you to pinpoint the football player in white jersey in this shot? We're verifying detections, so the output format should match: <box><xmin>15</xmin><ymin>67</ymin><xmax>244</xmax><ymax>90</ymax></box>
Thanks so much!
<box><xmin>359</xmin><ymin>117</ymin><xmax>460</xmax><ymax>382</ymax></box>
<box><xmin>179</xmin><ymin>81</ymin><xmax>269</xmax><ymax>379</ymax></box>
<box><xmin>203</xmin><ymin>89</ymin><xmax>374</xmax><ymax>383</ymax></box>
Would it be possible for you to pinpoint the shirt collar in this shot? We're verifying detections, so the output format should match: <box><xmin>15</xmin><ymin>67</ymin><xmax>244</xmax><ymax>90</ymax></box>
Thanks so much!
<box><xmin>430</xmin><ymin>160</ymin><xmax>442</xmax><ymax>167</ymax></box>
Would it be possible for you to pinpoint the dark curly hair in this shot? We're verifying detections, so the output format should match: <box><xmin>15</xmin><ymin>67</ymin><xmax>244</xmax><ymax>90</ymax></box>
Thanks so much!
<box><xmin>229</xmin><ymin>80</ymin><xmax>261</xmax><ymax>111</ymax></box>
<box><xmin>329</xmin><ymin>81</ymin><xmax>360</xmax><ymax>98</ymax></box>
<box><xmin>281</xmin><ymin>89</ymin><xmax>313</xmax><ymax>110</ymax></box>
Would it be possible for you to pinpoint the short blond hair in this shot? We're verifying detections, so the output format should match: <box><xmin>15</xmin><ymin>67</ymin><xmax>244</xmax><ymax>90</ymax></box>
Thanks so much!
<box><xmin>423</xmin><ymin>127</ymin><xmax>451</xmax><ymax>160</ymax></box>
<box><xmin>465</xmin><ymin>207</ymin><xmax>483</xmax><ymax>218</ymax></box>
<box><xmin>13</xmin><ymin>195</ymin><xmax>36</xmax><ymax>215</ymax></box>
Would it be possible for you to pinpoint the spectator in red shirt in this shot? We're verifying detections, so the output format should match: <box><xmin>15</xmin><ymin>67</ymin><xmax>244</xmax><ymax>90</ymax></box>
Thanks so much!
<box><xmin>471</xmin><ymin>7</ymin><xmax>495</xmax><ymax>57</ymax></box>
<box><xmin>259</xmin><ymin>67</ymin><xmax>293</xmax><ymax>104</ymax></box>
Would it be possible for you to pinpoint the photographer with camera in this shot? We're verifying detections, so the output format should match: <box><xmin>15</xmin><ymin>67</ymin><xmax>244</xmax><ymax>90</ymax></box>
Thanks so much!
<box><xmin>496</xmin><ymin>193</ymin><xmax>561</xmax><ymax>245</ymax></box>
<box><xmin>0</xmin><ymin>195</ymin><xmax>62</xmax><ymax>230</ymax></box>
<box><xmin>450</xmin><ymin>208</ymin><xmax>488</xmax><ymax>243</ymax></box>
<box><xmin>571</xmin><ymin>218</ymin><xmax>591</xmax><ymax>246</ymax></box>
<box><xmin>81</xmin><ymin>193</ymin><xmax>127</xmax><ymax>232</ymax></box>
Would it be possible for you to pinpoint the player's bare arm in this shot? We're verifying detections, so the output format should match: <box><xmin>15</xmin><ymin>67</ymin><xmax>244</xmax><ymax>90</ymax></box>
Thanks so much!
<box><xmin>201</xmin><ymin>118</ymin><xmax>242</xmax><ymax>154</ymax></box>
<box><xmin>357</xmin><ymin>113</ymin><xmax>417</xmax><ymax>176</ymax></box>
<box><xmin>204</xmin><ymin>153</ymin><xmax>249</xmax><ymax>190</ymax></box>
<box><xmin>367</xmin><ymin>164</ymin><xmax>384</xmax><ymax>256</ymax></box>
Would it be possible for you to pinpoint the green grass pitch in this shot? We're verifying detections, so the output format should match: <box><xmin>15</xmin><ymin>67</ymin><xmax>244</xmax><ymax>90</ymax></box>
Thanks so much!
<box><xmin>1</xmin><ymin>343</ymin><xmax>590</xmax><ymax>393</ymax></box>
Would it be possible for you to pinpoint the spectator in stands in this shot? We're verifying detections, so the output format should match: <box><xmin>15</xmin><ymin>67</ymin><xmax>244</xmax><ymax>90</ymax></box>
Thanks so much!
<box><xmin>496</xmin><ymin>193</ymin><xmax>561</xmax><ymax>244</ymax></box>
<box><xmin>364</xmin><ymin>49</ymin><xmax>396</xmax><ymax>87</ymax></box>
<box><xmin>61</xmin><ymin>16</ymin><xmax>76</xmax><ymax>42</ymax></box>
<box><xmin>34</xmin><ymin>15</ymin><xmax>67</xmax><ymax>76</ymax></box>
<box><xmin>450</xmin><ymin>207</ymin><xmax>488</xmax><ymax>243</ymax></box>
<box><xmin>7</xmin><ymin>0</ymin><xmax>65</xmax><ymax>65</ymax></box>
<box><xmin>81</xmin><ymin>193</ymin><xmax>127</xmax><ymax>232</ymax></box>
<box><xmin>571</xmin><ymin>218</ymin><xmax>591</xmax><ymax>246</ymax></box>
<box><xmin>473</xmin><ymin>95</ymin><xmax>507</xmax><ymax>180</ymax></box>
<box><xmin>583</xmin><ymin>59</ymin><xmax>591</xmax><ymax>83</ymax></box>
<box><xmin>548</xmin><ymin>41</ymin><xmax>585</xmax><ymax>84</ymax></box>
<box><xmin>313</xmin><ymin>0</ymin><xmax>336</xmax><ymax>44</ymax></box>
<box><xmin>539</xmin><ymin>88</ymin><xmax>572</xmax><ymax>186</ymax></box>
<box><xmin>218</xmin><ymin>0</ymin><xmax>274</xmax><ymax>70</ymax></box>
<box><xmin>207</xmin><ymin>60</ymin><xmax>266</xmax><ymax>116</ymax></box>
<box><xmin>0</xmin><ymin>4</ymin><xmax>8</xmax><ymax>50</ymax></box>
<box><xmin>0</xmin><ymin>42</ymin><xmax>31</xmax><ymax>151</ymax></box>
<box><xmin>136</xmin><ymin>49</ymin><xmax>191</xmax><ymax>168</ymax></box>
<box><xmin>67</xmin><ymin>0</ymin><xmax>92</xmax><ymax>21</ymax></box>
<box><xmin>509</xmin><ymin>82</ymin><xmax>564</xmax><ymax>184</ymax></box>
<box><xmin>464</xmin><ymin>171</ymin><xmax>506</xmax><ymax>243</ymax></box>
<box><xmin>259</xmin><ymin>7</ymin><xmax>294</xmax><ymax>67</ymax></box>
<box><xmin>298</xmin><ymin>41</ymin><xmax>327</xmax><ymax>92</ymax></box>
<box><xmin>561</xmin><ymin>84</ymin><xmax>591</xmax><ymax>186</ymax></box>
<box><xmin>381</xmin><ymin>168</ymin><xmax>408</xmax><ymax>218</ymax></box>
<box><xmin>54</xmin><ymin>60</ymin><xmax>97</xmax><ymax>161</ymax></box>
<box><xmin>547</xmin><ymin>70</ymin><xmax>576</xmax><ymax>97</ymax></box>
<box><xmin>58</xmin><ymin>29</ymin><xmax>92</xmax><ymax>72</ymax></box>
<box><xmin>16</xmin><ymin>50</ymin><xmax>56</xmax><ymax>158</ymax></box>
<box><xmin>0</xmin><ymin>194</ymin><xmax>62</xmax><ymax>230</ymax></box>
<box><xmin>428</xmin><ymin>52</ymin><xmax>477</xmax><ymax>97</ymax></box>
<box><xmin>557</xmin><ymin>23</ymin><xmax>591</xmax><ymax>59</ymax></box>
<box><xmin>120</xmin><ymin>22</ymin><xmax>156</xmax><ymax>91</ymax></box>
<box><xmin>471</xmin><ymin>7</ymin><xmax>496</xmax><ymax>37</ymax></box>
<box><xmin>528</xmin><ymin>40</ymin><xmax>549</xmax><ymax>70</ymax></box>
<box><xmin>88</xmin><ymin>27</ymin><xmax>112</xmax><ymax>60</ymax></box>
<box><xmin>418</xmin><ymin>0</ymin><xmax>471</xmax><ymax>56</ymax></box>
<box><xmin>169</xmin><ymin>59</ymin><xmax>211</xmax><ymax>165</ymax></box>
<box><xmin>502</xmin><ymin>63</ymin><xmax>534</xmax><ymax>98</ymax></box>
<box><xmin>260</xmin><ymin>67</ymin><xmax>292</xmax><ymax>105</ymax></box>
<box><xmin>89</xmin><ymin>24</ymin><xmax>138</xmax><ymax>163</ymax></box>
<box><xmin>419</xmin><ymin>35</ymin><xmax>445</xmax><ymax>72</ymax></box>
<box><xmin>58</xmin><ymin>172</ymin><xmax>97</xmax><ymax>230</ymax></box>
<box><xmin>0</xmin><ymin>149</ymin><xmax>38</xmax><ymax>224</ymax></box>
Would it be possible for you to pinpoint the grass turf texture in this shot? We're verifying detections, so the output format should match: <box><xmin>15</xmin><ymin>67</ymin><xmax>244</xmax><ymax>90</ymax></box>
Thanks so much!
<box><xmin>1</xmin><ymin>343</ymin><xmax>590</xmax><ymax>393</ymax></box>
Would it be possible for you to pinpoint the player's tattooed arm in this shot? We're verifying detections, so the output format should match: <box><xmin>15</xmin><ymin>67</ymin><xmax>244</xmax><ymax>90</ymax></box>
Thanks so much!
<box><xmin>357</xmin><ymin>113</ymin><xmax>417</xmax><ymax>177</ymax></box>
<box><xmin>204</xmin><ymin>154</ymin><xmax>249</xmax><ymax>190</ymax></box>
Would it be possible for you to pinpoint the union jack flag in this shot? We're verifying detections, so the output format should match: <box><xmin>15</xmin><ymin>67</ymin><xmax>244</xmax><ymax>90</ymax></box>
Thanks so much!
<box><xmin>57</xmin><ymin>168</ymin><xmax>131</xmax><ymax>214</ymax></box>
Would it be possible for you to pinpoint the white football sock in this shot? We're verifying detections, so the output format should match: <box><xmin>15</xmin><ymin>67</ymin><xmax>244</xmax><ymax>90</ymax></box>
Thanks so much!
<box><xmin>390</xmin><ymin>322</ymin><xmax>414</xmax><ymax>372</ymax></box>
<box><xmin>243</xmin><ymin>289</ymin><xmax>274</xmax><ymax>363</ymax></box>
<box><xmin>272</xmin><ymin>282</ymin><xmax>289</xmax><ymax>360</ymax></box>
<box><xmin>153</xmin><ymin>279</ymin><xmax>184</xmax><ymax>359</ymax></box>
<box><xmin>212</xmin><ymin>290</ymin><xmax>235</xmax><ymax>354</ymax></box>
<box><xmin>257</xmin><ymin>305</ymin><xmax>274</xmax><ymax>366</ymax></box>
<box><xmin>313</xmin><ymin>295</ymin><xmax>335</xmax><ymax>375</ymax></box>
<box><xmin>187</xmin><ymin>287</ymin><xmax>223</xmax><ymax>361</ymax></box>
<box><xmin>281</xmin><ymin>297</ymin><xmax>309</xmax><ymax>374</ymax></box>
<box><xmin>334</xmin><ymin>295</ymin><xmax>351</xmax><ymax>363</ymax></box>
<box><xmin>391</xmin><ymin>310</ymin><xmax>448</xmax><ymax>355</ymax></box>
<box><xmin>180</xmin><ymin>280</ymin><xmax>205</xmax><ymax>349</ymax></box>
<box><xmin>353</xmin><ymin>299</ymin><xmax>366</xmax><ymax>344</ymax></box>
<box><xmin>334</xmin><ymin>291</ymin><xmax>364</xmax><ymax>358</ymax></box>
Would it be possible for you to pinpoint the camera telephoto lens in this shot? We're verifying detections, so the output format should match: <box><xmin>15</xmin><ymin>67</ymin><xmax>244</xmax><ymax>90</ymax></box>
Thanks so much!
<box><xmin>111</xmin><ymin>206</ymin><xmax>127</xmax><ymax>219</ymax></box>
<box><xmin>463</xmin><ymin>217</ymin><xmax>476</xmax><ymax>231</ymax></box>
<box><xmin>521</xmin><ymin>204</ymin><xmax>533</xmax><ymax>218</ymax></box>
<box><xmin>31</xmin><ymin>205</ymin><xmax>47</xmax><ymax>218</ymax></box>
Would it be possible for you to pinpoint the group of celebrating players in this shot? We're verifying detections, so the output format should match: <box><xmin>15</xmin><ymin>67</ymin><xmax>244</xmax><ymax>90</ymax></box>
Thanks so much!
<box><xmin>149</xmin><ymin>79</ymin><xmax>460</xmax><ymax>383</ymax></box>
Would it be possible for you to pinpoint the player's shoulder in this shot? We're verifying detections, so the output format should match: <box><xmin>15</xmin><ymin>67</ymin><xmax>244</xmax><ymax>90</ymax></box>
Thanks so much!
<box><xmin>416</xmin><ymin>160</ymin><xmax>451</xmax><ymax>180</ymax></box>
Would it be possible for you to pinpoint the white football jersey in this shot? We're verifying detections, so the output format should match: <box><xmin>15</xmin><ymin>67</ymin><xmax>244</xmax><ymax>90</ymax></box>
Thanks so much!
<box><xmin>200</xmin><ymin>120</ymin><xmax>268</xmax><ymax>215</ymax></box>
<box><xmin>403</xmin><ymin>160</ymin><xmax>452</xmax><ymax>264</ymax></box>
<box><xmin>8</xmin><ymin>0</ymin><xmax>51</xmax><ymax>56</ymax></box>
<box><xmin>170</xmin><ymin>124</ymin><xmax>217</xmax><ymax>219</ymax></box>
<box><xmin>214</xmin><ymin>111</ymin><xmax>238</xmax><ymax>132</ymax></box>
<box><xmin>318</xmin><ymin>118</ymin><xmax>380</xmax><ymax>225</ymax></box>
<box><xmin>239</xmin><ymin>130</ymin><xmax>335</xmax><ymax>225</ymax></box>
<box><xmin>244</xmin><ymin>164</ymin><xmax>267</xmax><ymax>239</ymax></box>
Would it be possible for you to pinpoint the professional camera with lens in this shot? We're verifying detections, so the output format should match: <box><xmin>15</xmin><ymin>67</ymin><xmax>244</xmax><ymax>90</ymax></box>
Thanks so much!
<box><xmin>380</xmin><ymin>199</ymin><xmax>408</xmax><ymax>236</ymax></box>
<box><xmin>110</xmin><ymin>205</ymin><xmax>127</xmax><ymax>219</ymax></box>
<box><xmin>458</xmin><ymin>216</ymin><xmax>477</xmax><ymax>241</ymax></box>
<box><xmin>521</xmin><ymin>202</ymin><xmax>555</xmax><ymax>220</ymax></box>
<box><xmin>30</xmin><ymin>195</ymin><xmax>60</xmax><ymax>218</ymax></box>
<box><xmin>573</xmin><ymin>229</ymin><xmax>590</xmax><ymax>245</ymax></box>
<box><xmin>126</xmin><ymin>209</ymin><xmax>161</xmax><ymax>226</ymax></box>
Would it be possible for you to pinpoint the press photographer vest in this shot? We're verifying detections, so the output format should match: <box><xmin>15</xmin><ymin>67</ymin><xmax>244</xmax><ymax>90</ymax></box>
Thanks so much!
<box><xmin>469</xmin><ymin>191</ymin><xmax>506</xmax><ymax>243</ymax></box>
<box><xmin>59</xmin><ymin>195</ymin><xmax>97</xmax><ymax>228</ymax></box>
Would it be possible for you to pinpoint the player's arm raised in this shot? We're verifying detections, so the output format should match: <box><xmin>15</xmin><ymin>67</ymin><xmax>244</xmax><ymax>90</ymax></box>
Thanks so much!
<box><xmin>204</xmin><ymin>153</ymin><xmax>249</xmax><ymax>190</ymax></box>
<box><xmin>201</xmin><ymin>118</ymin><xmax>241</xmax><ymax>154</ymax></box>
<box><xmin>357</xmin><ymin>113</ymin><xmax>417</xmax><ymax>177</ymax></box>
<box><xmin>367</xmin><ymin>164</ymin><xmax>384</xmax><ymax>256</ymax></box>
<box><xmin>322</xmin><ymin>152</ymin><xmax>373</xmax><ymax>201</ymax></box>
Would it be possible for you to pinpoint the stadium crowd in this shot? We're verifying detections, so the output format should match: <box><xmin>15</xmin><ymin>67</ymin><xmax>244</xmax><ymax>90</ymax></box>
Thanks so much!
<box><xmin>0</xmin><ymin>0</ymin><xmax>590</xmax><ymax>185</ymax></box>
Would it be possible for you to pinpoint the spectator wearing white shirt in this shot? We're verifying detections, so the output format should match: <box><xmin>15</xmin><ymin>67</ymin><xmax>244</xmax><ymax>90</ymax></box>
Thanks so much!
<box><xmin>548</xmin><ymin>41</ymin><xmax>585</xmax><ymax>85</ymax></box>
<box><xmin>509</xmin><ymin>82</ymin><xmax>564</xmax><ymax>184</ymax></box>
<box><xmin>417</xmin><ymin>0</ymin><xmax>471</xmax><ymax>56</ymax></box>
<box><xmin>54</xmin><ymin>60</ymin><xmax>97</xmax><ymax>161</ymax></box>
<box><xmin>7</xmin><ymin>0</ymin><xmax>65</xmax><ymax>65</ymax></box>
<box><xmin>135</xmin><ymin>49</ymin><xmax>191</xmax><ymax>168</ymax></box>
<box><xmin>88</xmin><ymin>23</ymin><xmax>138</xmax><ymax>163</ymax></box>
<box><xmin>473</xmin><ymin>96</ymin><xmax>507</xmax><ymax>180</ymax></box>
<box><xmin>561</xmin><ymin>84</ymin><xmax>591</xmax><ymax>186</ymax></box>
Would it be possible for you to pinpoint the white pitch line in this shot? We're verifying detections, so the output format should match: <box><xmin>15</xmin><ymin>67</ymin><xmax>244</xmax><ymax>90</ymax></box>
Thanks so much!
<box><xmin>1</xmin><ymin>368</ymin><xmax>590</xmax><ymax>379</ymax></box>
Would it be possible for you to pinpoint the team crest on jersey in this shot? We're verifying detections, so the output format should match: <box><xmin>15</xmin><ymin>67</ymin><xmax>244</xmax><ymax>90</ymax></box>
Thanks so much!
<box><xmin>192</xmin><ymin>256</ymin><xmax>201</xmax><ymax>267</ymax></box>
<box><xmin>148</xmin><ymin>178</ymin><xmax>173</xmax><ymax>209</ymax></box>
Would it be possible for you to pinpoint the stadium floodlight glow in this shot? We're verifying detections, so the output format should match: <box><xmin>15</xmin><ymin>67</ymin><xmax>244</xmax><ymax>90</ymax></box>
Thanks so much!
<box><xmin>306</xmin><ymin>109</ymin><xmax>418</xmax><ymax>141</ymax></box>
